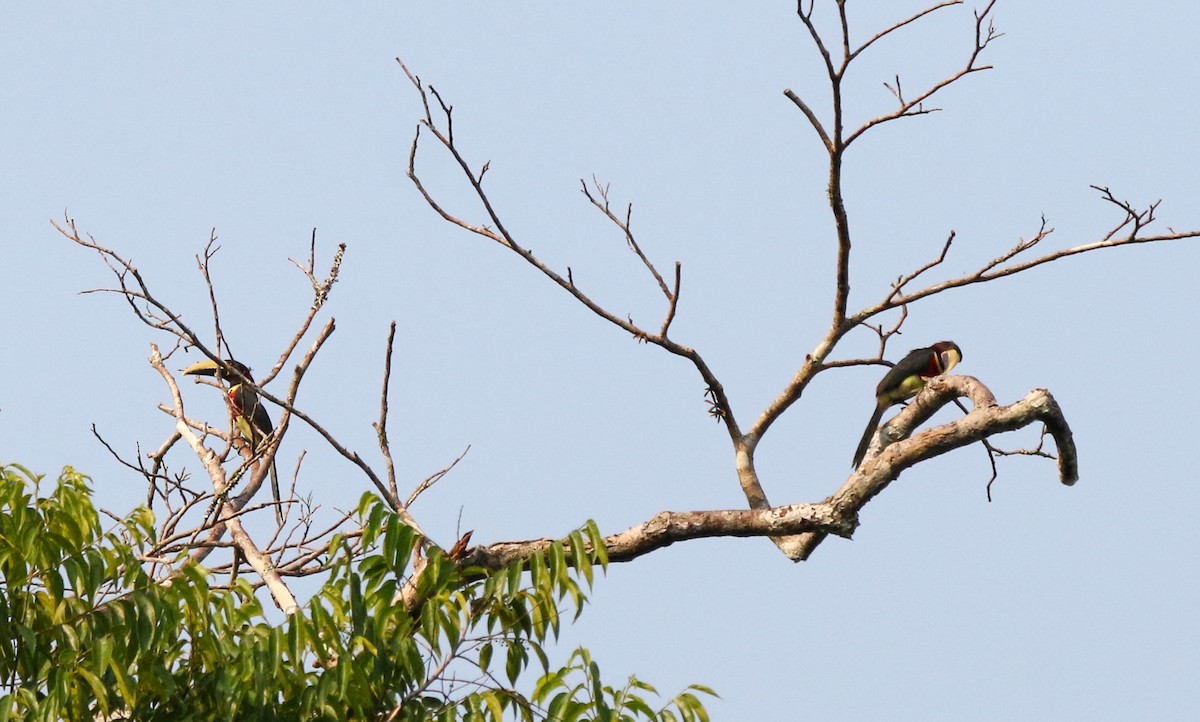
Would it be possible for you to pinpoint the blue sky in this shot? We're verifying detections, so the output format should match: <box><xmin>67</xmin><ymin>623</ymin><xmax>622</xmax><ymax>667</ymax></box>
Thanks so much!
<box><xmin>2</xmin><ymin>2</ymin><xmax>1198</xmax><ymax>719</ymax></box>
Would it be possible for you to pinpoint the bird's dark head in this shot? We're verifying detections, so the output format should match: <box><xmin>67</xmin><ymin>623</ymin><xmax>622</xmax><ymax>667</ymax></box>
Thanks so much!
<box><xmin>929</xmin><ymin>341</ymin><xmax>962</xmax><ymax>373</ymax></box>
<box><xmin>182</xmin><ymin>358</ymin><xmax>254</xmax><ymax>382</ymax></box>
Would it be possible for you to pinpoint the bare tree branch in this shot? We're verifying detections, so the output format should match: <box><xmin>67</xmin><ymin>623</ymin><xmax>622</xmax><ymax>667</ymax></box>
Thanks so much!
<box><xmin>407</xmin><ymin>445</ymin><xmax>471</xmax><ymax>509</ymax></box>
<box><xmin>271</xmin><ymin>231</ymin><xmax>346</xmax><ymax>384</ymax></box>
<box><xmin>783</xmin><ymin>89</ymin><xmax>832</xmax><ymax>151</ymax></box>
<box><xmin>148</xmin><ymin>344</ymin><xmax>299</xmax><ymax>614</ymax></box>
<box><xmin>398</xmin><ymin>58</ymin><xmax>742</xmax><ymax>443</ymax></box>
<box><xmin>57</xmin><ymin>218</ymin><xmax>426</xmax><ymax>589</ymax></box>
<box><xmin>63</xmin><ymin>0</ymin><xmax>1199</xmax><ymax>599</ymax></box>
<box><xmin>792</xmin><ymin>374</ymin><xmax>1077</xmax><ymax>559</ymax></box>
<box><xmin>375</xmin><ymin>321</ymin><xmax>400</xmax><ymax>502</ymax></box>
<box><xmin>464</xmin><ymin>374</ymin><xmax>1074</xmax><ymax>568</ymax></box>
<box><xmin>395</xmin><ymin>2</ymin><xmax>1194</xmax><ymax>571</ymax></box>
<box><xmin>853</xmin><ymin>193</ymin><xmax>1199</xmax><ymax>328</ymax></box>
<box><xmin>886</xmin><ymin>230</ymin><xmax>956</xmax><ymax>303</ymax></box>
<box><xmin>580</xmin><ymin>178</ymin><xmax>672</xmax><ymax>301</ymax></box>
<box><xmin>464</xmin><ymin>502</ymin><xmax>853</xmax><ymax>570</ymax></box>
<box><xmin>848</xmin><ymin>1</ymin><xmax>963</xmax><ymax>63</ymax></box>
<box><xmin>845</xmin><ymin>0</ymin><xmax>1000</xmax><ymax>146</ymax></box>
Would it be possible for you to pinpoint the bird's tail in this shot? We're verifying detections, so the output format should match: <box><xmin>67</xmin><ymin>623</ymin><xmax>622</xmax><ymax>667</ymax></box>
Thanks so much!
<box><xmin>269</xmin><ymin>460</ymin><xmax>282</xmax><ymax>525</ymax></box>
<box><xmin>852</xmin><ymin>402</ymin><xmax>887</xmax><ymax>468</ymax></box>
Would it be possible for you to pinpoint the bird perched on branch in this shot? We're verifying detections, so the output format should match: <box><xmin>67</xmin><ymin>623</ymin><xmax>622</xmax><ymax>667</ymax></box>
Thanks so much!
<box><xmin>183</xmin><ymin>358</ymin><xmax>281</xmax><ymax>523</ymax></box>
<box><xmin>852</xmin><ymin>341</ymin><xmax>962</xmax><ymax>468</ymax></box>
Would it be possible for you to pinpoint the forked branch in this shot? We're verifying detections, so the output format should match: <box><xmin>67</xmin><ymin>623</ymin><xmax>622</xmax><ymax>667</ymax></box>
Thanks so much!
<box><xmin>398</xmin><ymin>58</ymin><xmax>740</xmax><ymax>440</ymax></box>
<box><xmin>59</xmin><ymin>218</ymin><xmax>445</xmax><ymax>588</ymax></box>
<box><xmin>466</xmin><ymin>374</ymin><xmax>1074</xmax><ymax>568</ymax></box>
<box><xmin>149</xmin><ymin>344</ymin><xmax>300</xmax><ymax>614</ymax></box>
<box><xmin>847</xmin><ymin>1</ymin><xmax>1000</xmax><ymax>145</ymax></box>
<box><xmin>853</xmin><ymin>189</ymin><xmax>1199</xmax><ymax>329</ymax></box>
<box><xmin>792</xmin><ymin>374</ymin><xmax>1077</xmax><ymax>559</ymax></box>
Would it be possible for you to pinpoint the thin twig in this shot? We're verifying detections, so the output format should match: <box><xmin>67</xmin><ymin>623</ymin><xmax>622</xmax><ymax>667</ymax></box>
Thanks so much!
<box><xmin>406</xmin><ymin>445</ymin><xmax>472</xmax><ymax>508</ymax></box>
<box><xmin>376</xmin><ymin>321</ymin><xmax>400</xmax><ymax>502</ymax></box>
<box><xmin>399</xmin><ymin>58</ymin><xmax>741</xmax><ymax>440</ymax></box>
<box><xmin>845</xmin><ymin>0</ymin><xmax>1000</xmax><ymax>147</ymax></box>
<box><xmin>849</xmin><ymin>2</ymin><xmax>963</xmax><ymax>64</ymax></box>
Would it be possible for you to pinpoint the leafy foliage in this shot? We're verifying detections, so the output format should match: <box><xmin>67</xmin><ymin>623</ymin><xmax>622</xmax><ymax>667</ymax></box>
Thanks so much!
<box><xmin>0</xmin><ymin>465</ymin><xmax>713</xmax><ymax>720</ymax></box>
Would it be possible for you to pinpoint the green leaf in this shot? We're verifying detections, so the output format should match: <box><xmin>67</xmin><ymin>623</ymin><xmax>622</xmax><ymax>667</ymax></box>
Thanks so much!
<box><xmin>483</xmin><ymin>690</ymin><xmax>505</xmax><ymax>721</ymax></box>
<box><xmin>0</xmin><ymin>466</ymin><xmax>713</xmax><ymax>721</ymax></box>
<box><xmin>624</xmin><ymin>696</ymin><xmax>656</xmax><ymax>719</ymax></box>
<box><xmin>349</xmin><ymin>571</ymin><xmax>365</xmax><ymax>629</ymax></box>
<box><xmin>506</xmin><ymin>640</ymin><xmax>527</xmax><ymax>686</ymax></box>
<box><xmin>478</xmin><ymin>641</ymin><xmax>493</xmax><ymax>673</ymax></box>
<box><xmin>532</xmin><ymin>668</ymin><xmax>566</xmax><ymax>704</ymax></box>
<box><xmin>529</xmin><ymin>639</ymin><xmax>549</xmax><ymax>674</ymax></box>
<box><xmin>529</xmin><ymin>549</ymin><xmax>548</xmax><ymax>593</ymax></box>
<box><xmin>549</xmin><ymin>539</ymin><xmax>566</xmax><ymax>593</ymax></box>
<box><xmin>547</xmin><ymin>691</ymin><xmax>571</xmax><ymax>721</ymax></box>
<box><xmin>567</xmin><ymin>530</ymin><xmax>592</xmax><ymax>587</ymax></box>
<box><xmin>506</xmin><ymin>559</ymin><xmax>523</xmax><ymax>597</ymax></box>
<box><xmin>584</xmin><ymin>519</ymin><xmax>609</xmax><ymax>569</ymax></box>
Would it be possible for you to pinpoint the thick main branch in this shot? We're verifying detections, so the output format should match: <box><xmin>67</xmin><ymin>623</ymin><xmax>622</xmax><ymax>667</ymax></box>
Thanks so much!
<box><xmin>463</xmin><ymin>502</ymin><xmax>853</xmax><ymax>570</ymax></box>
<box><xmin>792</xmin><ymin>374</ymin><xmax>1077</xmax><ymax>559</ymax></box>
<box><xmin>464</xmin><ymin>374</ymin><xmax>1076</xmax><ymax>568</ymax></box>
